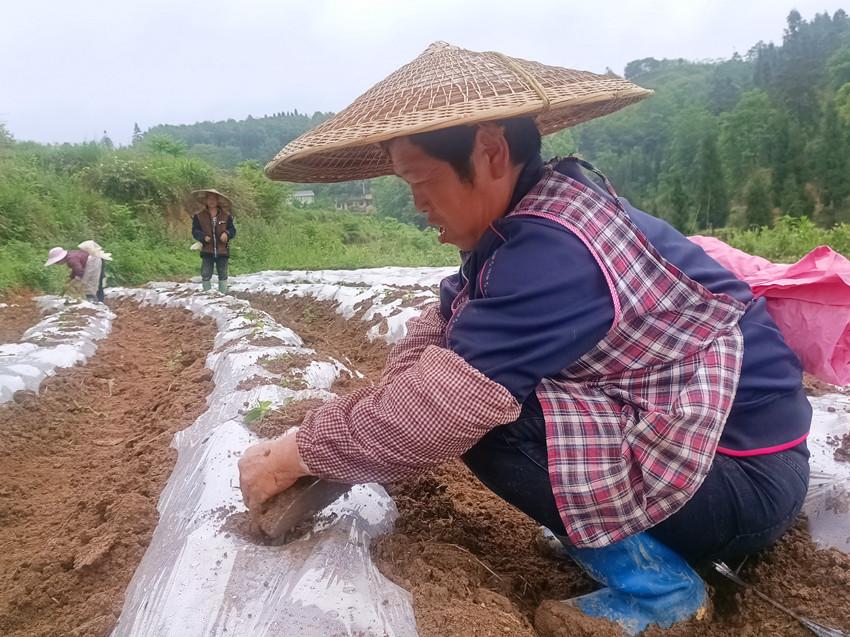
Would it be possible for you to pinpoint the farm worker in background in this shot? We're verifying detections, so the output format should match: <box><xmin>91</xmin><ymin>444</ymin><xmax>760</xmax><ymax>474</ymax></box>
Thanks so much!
<box><xmin>239</xmin><ymin>43</ymin><xmax>812</xmax><ymax>635</ymax></box>
<box><xmin>44</xmin><ymin>240</ymin><xmax>111</xmax><ymax>302</ymax></box>
<box><xmin>191</xmin><ymin>189</ymin><xmax>236</xmax><ymax>293</ymax></box>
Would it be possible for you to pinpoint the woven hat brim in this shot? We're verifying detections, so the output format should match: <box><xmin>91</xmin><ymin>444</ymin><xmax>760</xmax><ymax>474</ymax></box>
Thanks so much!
<box><xmin>265</xmin><ymin>43</ymin><xmax>652</xmax><ymax>183</ymax></box>
<box><xmin>266</xmin><ymin>91</ymin><xmax>650</xmax><ymax>183</ymax></box>
<box><xmin>192</xmin><ymin>189</ymin><xmax>233</xmax><ymax>208</ymax></box>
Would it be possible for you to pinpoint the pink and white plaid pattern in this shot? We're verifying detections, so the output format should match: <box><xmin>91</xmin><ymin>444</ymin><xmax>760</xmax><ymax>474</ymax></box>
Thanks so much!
<box><xmin>379</xmin><ymin>303</ymin><xmax>447</xmax><ymax>385</ymax></box>
<box><xmin>509</xmin><ymin>168</ymin><xmax>745</xmax><ymax>547</ymax></box>
<box><xmin>297</xmin><ymin>341</ymin><xmax>521</xmax><ymax>483</ymax></box>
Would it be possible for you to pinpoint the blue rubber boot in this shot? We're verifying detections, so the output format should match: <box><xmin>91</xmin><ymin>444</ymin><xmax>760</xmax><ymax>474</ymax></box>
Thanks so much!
<box><xmin>202</xmin><ymin>280</ymin><xmax>212</xmax><ymax>291</ymax></box>
<box><xmin>561</xmin><ymin>532</ymin><xmax>707</xmax><ymax>636</ymax></box>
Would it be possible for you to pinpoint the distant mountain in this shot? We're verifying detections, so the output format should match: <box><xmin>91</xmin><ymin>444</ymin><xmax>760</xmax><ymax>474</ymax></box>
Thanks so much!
<box><xmin>550</xmin><ymin>8</ymin><xmax>850</xmax><ymax>229</ymax></box>
<box><xmin>142</xmin><ymin>110</ymin><xmax>333</xmax><ymax>167</ymax></box>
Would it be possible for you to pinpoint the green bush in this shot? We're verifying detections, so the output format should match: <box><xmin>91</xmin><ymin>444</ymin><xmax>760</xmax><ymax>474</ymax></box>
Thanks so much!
<box><xmin>712</xmin><ymin>216</ymin><xmax>850</xmax><ymax>262</ymax></box>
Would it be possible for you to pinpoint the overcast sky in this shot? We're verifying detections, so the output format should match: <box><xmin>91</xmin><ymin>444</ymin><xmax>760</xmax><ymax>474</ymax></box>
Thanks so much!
<box><xmin>2</xmin><ymin>0</ymin><xmax>846</xmax><ymax>145</ymax></box>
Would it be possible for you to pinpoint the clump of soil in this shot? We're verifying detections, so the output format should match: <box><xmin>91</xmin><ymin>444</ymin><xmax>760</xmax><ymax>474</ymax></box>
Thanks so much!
<box><xmin>258</xmin><ymin>351</ymin><xmax>314</xmax><ymax>375</ymax></box>
<box><xmin>803</xmin><ymin>373</ymin><xmax>850</xmax><ymax>397</ymax></box>
<box><xmin>534</xmin><ymin>600</ymin><xmax>621</xmax><ymax>637</ymax></box>
<box><xmin>375</xmin><ymin>533</ymin><xmax>538</xmax><ymax>636</ymax></box>
<box><xmin>220</xmin><ymin>510</ymin><xmax>258</xmax><ymax>543</ymax></box>
<box><xmin>246</xmin><ymin>397</ymin><xmax>329</xmax><ymax>439</ymax></box>
<box><xmin>0</xmin><ymin>300</ymin><xmax>216</xmax><ymax>637</ymax></box>
<box><xmin>70</xmin><ymin>306</ymin><xmax>103</xmax><ymax>318</ymax></box>
<box><xmin>375</xmin><ymin>287</ymin><xmax>436</xmax><ymax>307</ymax></box>
<box><xmin>375</xmin><ymin>464</ymin><xmax>594</xmax><ymax>636</ymax></box>
<box><xmin>246</xmin><ymin>335</ymin><xmax>293</xmax><ymax>348</ymax></box>
<box><xmin>834</xmin><ymin>432</ymin><xmax>850</xmax><ymax>462</ymax></box>
<box><xmin>0</xmin><ymin>289</ymin><xmax>42</xmax><ymax>343</ymax></box>
<box><xmin>257</xmin><ymin>350</ymin><xmax>318</xmax><ymax>389</ymax></box>
<box><xmin>235</xmin><ymin>374</ymin><xmax>274</xmax><ymax>392</ymax></box>
<box><xmin>644</xmin><ymin>522</ymin><xmax>850</xmax><ymax>636</ymax></box>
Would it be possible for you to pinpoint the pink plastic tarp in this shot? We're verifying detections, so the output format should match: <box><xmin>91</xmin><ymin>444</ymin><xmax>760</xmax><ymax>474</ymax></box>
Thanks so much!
<box><xmin>689</xmin><ymin>236</ymin><xmax>850</xmax><ymax>386</ymax></box>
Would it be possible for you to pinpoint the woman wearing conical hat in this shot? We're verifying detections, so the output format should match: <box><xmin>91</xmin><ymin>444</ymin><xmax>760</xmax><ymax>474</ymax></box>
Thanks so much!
<box><xmin>190</xmin><ymin>189</ymin><xmax>237</xmax><ymax>293</ymax></box>
<box><xmin>239</xmin><ymin>43</ymin><xmax>811</xmax><ymax>634</ymax></box>
<box><xmin>45</xmin><ymin>240</ymin><xmax>112</xmax><ymax>302</ymax></box>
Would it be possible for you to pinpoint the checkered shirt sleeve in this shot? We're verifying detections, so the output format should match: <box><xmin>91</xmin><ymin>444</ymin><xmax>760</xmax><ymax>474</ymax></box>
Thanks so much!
<box><xmin>297</xmin><ymin>343</ymin><xmax>521</xmax><ymax>483</ymax></box>
<box><xmin>379</xmin><ymin>302</ymin><xmax>447</xmax><ymax>384</ymax></box>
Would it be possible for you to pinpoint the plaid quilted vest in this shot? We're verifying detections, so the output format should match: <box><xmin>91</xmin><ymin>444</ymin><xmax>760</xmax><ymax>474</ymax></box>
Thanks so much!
<box><xmin>509</xmin><ymin>165</ymin><xmax>746</xmax><ymax>547</ymax></box>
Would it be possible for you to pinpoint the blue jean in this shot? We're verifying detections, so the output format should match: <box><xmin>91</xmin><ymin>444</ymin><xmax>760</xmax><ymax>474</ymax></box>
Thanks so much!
<box><xmin>461</xmin><ymin>394</ymin><xmax>810</xmax><ymax>563</ymax></box>
<box><xmin>200</xmin><ymin>254</ymin><xmax>229</xmax><ymax>281</ymax></box>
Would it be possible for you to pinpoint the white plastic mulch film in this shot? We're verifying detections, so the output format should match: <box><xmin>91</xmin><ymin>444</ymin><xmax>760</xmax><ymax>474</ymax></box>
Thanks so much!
<box><xmin>804</xmin><ymin>393</ymin><xmax>850</xmax><ymax>554</ymax></box>
<box><xmin>228</xmin><ymin>266</ymin><xmax>454</xmax><ymax>343</ymax></box>
<box><xmin>107</xmin><ymin>282</ymin><xmax>420</xmax><ymax>637</ymax></box>
<box><xmin>0</xmin><ymin>296</ymin><xmax>114</xmax><ymax>404</ymax></box>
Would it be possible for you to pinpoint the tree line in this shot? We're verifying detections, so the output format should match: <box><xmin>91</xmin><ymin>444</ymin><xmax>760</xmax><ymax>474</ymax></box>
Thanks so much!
<box><xmin>142</xmin><ymin>110</ymin><xmax>332</xmax><ymax>168</ymax></box>
<box><xmin>552</xmin><ymin>9</ymin><xmax>850</xmax><ymax>232</ymax></box>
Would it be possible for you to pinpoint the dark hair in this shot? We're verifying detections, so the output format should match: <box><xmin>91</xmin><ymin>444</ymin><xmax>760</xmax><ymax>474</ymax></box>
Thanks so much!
<box><xmin>407</xmin><ymin>117</ymin><xmax>541</xmax><ymax>182</ymax></box>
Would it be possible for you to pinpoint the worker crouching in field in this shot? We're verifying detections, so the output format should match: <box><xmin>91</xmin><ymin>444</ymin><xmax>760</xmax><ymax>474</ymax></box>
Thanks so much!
<box><xmin>44</xmin><ymin>240</ymin><xmax>111</xmax><ymax>302</ymax></box>
<box><xmin>191</xmin><ymin>189</ymin><xmax>236</xmax><ymax>293</ymax></box>
<box><xmin>239</xmin><ymin>43</ymin><xmax>812</xmax><ymax>635</ymax></box>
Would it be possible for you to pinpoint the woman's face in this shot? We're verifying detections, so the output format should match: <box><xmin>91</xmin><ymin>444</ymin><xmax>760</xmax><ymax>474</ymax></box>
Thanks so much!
<box><xmin>386</xmin><ymin>129</ymin><xmax>517</xmax><ymax>251</ymax></box>
<box><xmin>206</xmin><ymin>193</ymin><xmax>219</xmax><ymax>208</ymax></box>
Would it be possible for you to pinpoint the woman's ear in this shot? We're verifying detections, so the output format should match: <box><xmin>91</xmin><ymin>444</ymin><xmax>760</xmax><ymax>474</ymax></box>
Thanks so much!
<box><xmin>474</xmin><ymin>123</ymin><xmax>512</xmax><ymax>180</ymax></box>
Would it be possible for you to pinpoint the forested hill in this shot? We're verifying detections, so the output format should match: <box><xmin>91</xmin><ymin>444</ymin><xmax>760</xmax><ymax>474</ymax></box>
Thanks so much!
<box><xmin>548</xmin><ymin>9</ymin><xmax>850</xmax><ymax>231</ymax></box>
<box><xmin>140</xmin><ymin>9</ymin><xmax>850</xmax><ymax>232</ymax></box>
<box><xmin>141</xmin><ymin>110</ymin><xmax>332</xmax><ymax>167</ymax></box>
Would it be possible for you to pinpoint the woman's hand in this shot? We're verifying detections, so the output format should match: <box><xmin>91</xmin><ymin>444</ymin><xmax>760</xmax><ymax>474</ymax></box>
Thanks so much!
<box><xmin>219</xmin><ymin>232</ymin><xmax>228</xmax><ymax>243</ymax></box>
<box><xmin>204</xmin><ymin>235</ymin><xmax>211</xmax><ymax>243</ymax></box>
<box><xmin>238</xmin><ymin>428</ymin><xmax>310</xmax><ymax>511</ymax></box>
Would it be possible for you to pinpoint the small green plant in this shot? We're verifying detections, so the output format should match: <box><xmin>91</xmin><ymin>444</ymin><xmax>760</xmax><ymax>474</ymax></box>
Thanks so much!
<box><xmin>259</xmin><ymin>353</ymin><xmax>294</xmax><ymax>369</ymax></box>
<box><xmin>279</xmin><ymin>374</ymin><xmax>308</xmax><ymax>390</ymax></box>
<box><xmin>243</xmin><ymin>309</ymin><xmax>263</xmax><ymax>323</ymax></box>
<box><xmin>244</xmin><ymin>400</ymin><xmax>272</xmax><ymax>424</ymax></box>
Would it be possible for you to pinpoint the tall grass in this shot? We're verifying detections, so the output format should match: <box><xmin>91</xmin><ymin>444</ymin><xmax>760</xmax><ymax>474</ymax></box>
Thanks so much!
<box><xmin>0</xmin><ymin>141</ymin><xmax>457</xmax><ymax>292</ymax></box>
<box><xmin>232</xmin><ymin>212</ymin><xmax>456</xmax><ymax>273</ymax></box>
<box><xmin>712</xmin><ymin>216</ymin><xmax>850</xmax><ymax>262</ymax></box>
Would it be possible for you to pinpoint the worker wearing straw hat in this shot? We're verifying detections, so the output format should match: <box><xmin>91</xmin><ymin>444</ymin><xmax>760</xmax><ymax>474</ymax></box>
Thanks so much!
<box><xmin>191</xmin><ymin>189</ymin><xmax>236</xmax><ymax>293</ymax></box>
<box><xmin>44</xmin><ymin>241</ymin><xmax>111</xmax><ymax>302</ymax></box>
<box><xmin>239</xmin><ymin>43</ymin><xmax>811</xmax><ymax>635</ymax></box>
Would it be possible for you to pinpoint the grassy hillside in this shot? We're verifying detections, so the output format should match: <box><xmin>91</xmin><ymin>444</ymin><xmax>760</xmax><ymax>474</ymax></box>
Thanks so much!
<box><xmin>0</xmin><ymin>129</ymin><xmax>456</xmax><ymax>293</ymax></box>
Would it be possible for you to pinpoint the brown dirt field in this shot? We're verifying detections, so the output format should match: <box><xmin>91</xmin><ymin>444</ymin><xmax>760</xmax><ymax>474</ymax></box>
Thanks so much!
<box><xmin>376</xmin><ymin>464</ymin><xmax>597</xmax><ymax>637</ymax></box>
<box><xmin>231</xmin><ymin>293</ymin><xmax>850</xmax><ymax>636</ymax></box>
<box><xmin>0</xmin><ymin>300</ymin><xmax>216</xmax><ymax>637</ymax></box>
<box><xmin>234</xmin><ymin>292</ymin><xmax>390</xmax><ymax>391</ymax></box>
<box><xmin>0</xmin><ymin>290</ymin><xmax>42</xmax><ymax>343</ymax></box>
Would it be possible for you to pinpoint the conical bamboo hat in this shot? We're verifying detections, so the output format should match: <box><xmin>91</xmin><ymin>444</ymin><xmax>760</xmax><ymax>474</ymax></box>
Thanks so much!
<box><xmin>266</xmin><ymin>42</ymin><xmax>652</xmax><ymax>183</ymax></box>
<box><xmin>191</xmin><ymin>188</ymin><xmax>233</xmax><ymax>209</ymax></box>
